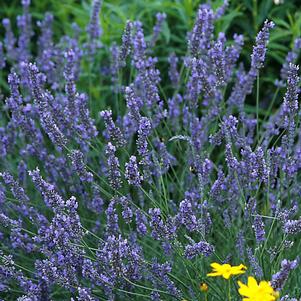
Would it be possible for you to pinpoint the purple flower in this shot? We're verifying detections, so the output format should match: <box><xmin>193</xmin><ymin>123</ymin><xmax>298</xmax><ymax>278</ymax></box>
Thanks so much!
<box><xmin>119</xmin><ymin>20</ymin><xmax>132</xmax><ymax>66</ymax></box>
<box><xmin>132</xmin><ymin>22</ymin><xmax>162</xmax><ymax>109</ymax></box>
<box><xmin>284</xmin><ymin>218</ymin><xmax>301</xmax><ymax>234</ymax></box>
<box><xmin>76</xmin><ymin>93</ymin><xmax>98</xmax><ymax>140</ymax></box>
<box><xmin>87</xmin><ymin>0</ymin><xmax>102</xmax><ymax>40</ymax></box>
<box><xmin>105</xmin><ymin>142</ymin><xmax>122</xmax><ymax>190</ymax></box>
<box><xmin>137</xmin><ymin>117</ymin><xmax>152</xmax><ymax>161</ymax></box>
<box><xmin>132</xmin><ymin>21</ymin><xmax>147</xmax><ymax>70</ymax></box>
<box><xmin>152</xmin><ymin>138</ymin><xmax>176</xmax><ymax>175</ymax></box>
<box><xmin>88</xmin><ymin>184</ymin><xmax>104</xmax><ymax>214</ymax></box>
<box><xmin>125</xmin><ymin>156</ymin><xmax>143</xmax><ymax>186</ymax></box>
<box><xmin>282</xmin><ymin>64</ymin><xmax>299</xmax><ymax>117</ymax></box>
<box><xmin>76</xmin><ymin>287</ymin><xmax>98</xmax><ymax>301</ymax></box>
<box><xmin>188</xmin><ymin>4</ymin><xmax>214</xmax><ymax>57</ymax></box>
<box><xmin>0</xmin><ymin>213</ymin><xmax>20</xmax><ymax>228</ymax></box>
<box><xmin>214</xmin><ymin>0</ymin><xmax>229</xmax><ymax>19</ymax></box>
<box><xmin>135</xmin><ymin>209</ymin><xmax>148</xmax><ymax>235</ymax></box>
<box><xmin>86</xmin><ymin>0</ymin><xmax>102</xmax><ymax>56</ymax></box>
<box><xmin>247</xmin><ymin>247</ymin><xmax>263</xmax><ymax>278</ymax></box>
<box><xmin>149</xmin><ymin>208</ymin><xmax>177</xmax><ymax>241</ymax></box>
<box><xmin>17</xmin><ymin>0</ymin><xmax>33</xmax><ymax>62</ymax></box>
<box><xmin>68</xmin><ymin>150</ymin><xmax>93</xmax><ymax>182</ymax></box>
<box><xmin>28</xmin><ymin>167</ymin><xmax>64</xmax><ymax>209</ymax></box>
<box><xmin>228</xmin><ymin>21</ymin><xmax>274</xmax><ymax>112</ymax></box>
<box><xmin>0</xmin><ymin>172</ymin><xmax>29</xmax><ymax>203</ymax></box>
<box><xmin>105</xmin><ymin>198</ymin><xmax>119</xmax><ymax>235</ymax></box>
<box><xmin>0</xmin><ymin>42</ymin><xmax>6</xmax><ymax>69</ymax></box>
<box><xmin>250</xmin><ymin>20</ymin><xmax>275</xmax><ymax>76</ymax></box>
<box><xmin>168</xmin><ymin>53</ymin><xmax>180</xmax><ymax>88</ymax></box>
<box><xmin>2</xmin><ymin>19</ymin><xmax>17</xmax><ymax>61</ymax></box>
<box><xmin>279</xmin><ymin>38</ymin><xmax>301</xmax><ymax>82</ymax></box>
<box><xmin>209</xmin><ymin>38</ymin><xmax>226</xmax><ymax>85</ymax></box>
<box><xmin>26</xmin><ymin>63</ymin><xmax>67</xmax><ymax>148</ymax></box>
<box><xmin>150</xmin><ymin>259</ymin><xmax>181</xmax><ymax>298</ymax></box>
<box><xmin>37</xmin><ymin>13</ymin><xmax>54</xmax><ymax>55</ymax></box>
<box><xmin>252</xmin><ymin>215</ymin><xmax>265</xmax><ymax>243</ymax></box>
<box><xmin>96</xmin><ymin>234</ymin><xmax>143</xmax><ymax>283</ymax></box>
<box><xmin>225</xmin><ymin>143</ymin><xmax>239</xmax><ymax>170</ymax></box>
<box><xmin>64</xmin><ymin>49</ymin><xmax>77</xmax><ymax>117</ymax></box>
<box><xmin>100</xmin><ymin>110</ymin><xmax>126</xmax><ymax>147</ymax></box>
<box><xmin>150</xmin><ymin>12</ymin><xmax>166</xmax><ymax>48</ymax></box>
<box><xmin>271</xmin><ymin>258</ymin><xmax>299</xmax><ymax>290</ymax></box>
<box><xmin>184</xmin><ymin>240</ymin><xmax>214</xmax><ymax>259</ymax></box>
<box><xmin>236</xmin><ymin>230</ymin><xmax>246</xmax><ymax>259</ymax></box>
<box><xmin>168</xmin><ymin>94</ymin><xmax>182</xmax><ymax>129</ymax></box>
<box><xmin>177</xmin><ymin>199</ymin><xmax>198</xmax><ymax>232</ymax></box>
<box><xmin>125</xmin><ymin>84</ymin><xmax>143</xmax><ymax>125</ymax></box>
<box><xmin>110</xmin><ymin>42</ymin><xmax>119</xmax><ymax>90</ymax></box>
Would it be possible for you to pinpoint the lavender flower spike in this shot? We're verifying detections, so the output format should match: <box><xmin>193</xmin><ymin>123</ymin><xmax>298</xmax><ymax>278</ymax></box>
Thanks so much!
<box><xmin>26</xmin><ymin>62</ymin><xmax>67</xmax><ymax>148</ymax></box>
<box><xmin>119</xmin><ymin>20</ymin><xmax>132</xmax><ymax>66</ymax></box>
<box><xmin>252</xmin><ymin>215</ymin><xmax>265</xmax><ymax>243</ymax></box>
<box><xmin>87</xmin><ymin>0</ymin><xmax>103</xmax><ymax>41</ymax></box>
<box><xmin>271</xmin><ymin>258</ymin><xmax>299</xmax><ymax>290</ymax></box>
<box><xmin>0</xmin><ymin>172</ymin><xmax>29</xmax><ymax>203</ymax></box>
<box><xmin>168</xmin><ymin>53</ymin><xmax>180</xmax><ymax>88</ymax></box>
<box><xmin>2</xmin><ymin>18</ymin><xmax>17</xmax><ymax>61</ymax></box>
<box><xmin>64</xmin><ymin>49</ymin><xmax>77</xmax><ymax>117</ymax></box>
<box><xmin>100</xmin><ymin>110</ymin><xmax>126</xmax><ymax>147</ymax></box>
<box><xmin>105</xmin><ymin>142</ymin><xmax>122</xmax><ymax>190</ymax></box>
<box><xmin>282</xmin><ymin>63</ymin><xmax>299</xmax><ymax>117</ymax></box>
<box><xmin>137</xmin><ymin>117</ymin><xmax>152</xmax><ymax>160</ymax></box>
<box><xmin>249</xmin><ymin>20</ymin><xmax>275</xmax><ymax>77</ymax></box>
<box><xmin>125</xmin><ymin>155</ymin><xmax>143</xmax><ymax>186</ymax></box>
<box><xmin>150</xmin><ymin>12</ymin><xmax>166</xmax><ymax>48</ymax></box>
<box><xmin>28</xmin><ymin>167</ymin><xmax>65</xmax><ymax>209</ymax></box>
<box><xmin>0</xmin><ymin>42</ymin><xmax>6</xmax><ymax>69</ymax></box>
<box><xmin>247</xmin><ymin>247</ymin><xmax>263</xmax><ymax>278</ymax></box>
<box><xmin>184</xmin><ymin>240</ymin><xmax>215</xmax><ymax>259</ymax></box>
<box><xmin>284</xmin><ymin>218</ymin><xmax>301</xmax><ymax>235</ymax></box>
<box><xmin>69</xmin><ymin>150</ymin><xmax>93</xmax><ymax>182</ymax></box>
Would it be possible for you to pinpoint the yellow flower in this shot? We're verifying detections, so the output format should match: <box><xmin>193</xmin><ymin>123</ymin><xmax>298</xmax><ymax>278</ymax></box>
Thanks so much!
<box><xmin>238</xmin><ymin>276</ymin><xmax>279</xmax><ymax>301</ymax></box>
<box><xmin>199</xmin><ymin>282</ymin><xmax>208</xmax><ymax>292</ymax></box>
<box><xmin>207</xmin><ymin>262</ymin><xmax>247</xmax><ymax>279</ymax></box>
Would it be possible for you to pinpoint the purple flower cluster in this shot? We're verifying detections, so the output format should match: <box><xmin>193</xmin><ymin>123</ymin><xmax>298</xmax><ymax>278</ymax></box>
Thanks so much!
<box><xmin>184</xmin><ymin>240</ymin><xmax>214</xmax><ymax>259</ymax></box>
<box><xmin>105</xmin><ymin>142</ymin><xmax>122</xmax><ymax>190</ymax></box>
<box><xmin>125</xmin><ymin>156</ymin><xmax>143</xmax><ymax>186</ymax></box>
<box><xmin>271</xmin><ymin>258</ymin><xmax>299</xmax><ymax>290</ymax></box>
<box><xmin>100</xmin><ymin>110</ymin><xmax>126</xmax><ymax>147</ymax></box>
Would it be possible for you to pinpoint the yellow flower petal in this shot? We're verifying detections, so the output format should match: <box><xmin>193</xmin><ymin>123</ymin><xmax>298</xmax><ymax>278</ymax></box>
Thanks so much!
<box><xmin>207</xmin><ymin>262</ymin><xmax>247</xmax><ymax>279</ymax></box>
<box><xmin>238</xmin><ymin>281</ymin><xmax>252</xmax><ymax>297</ymax></box>
<box><xmin>210</xmin><ymin>262</ymin><xmax>222</xmax><ymax>269</ymax></box>
<box><xmin>207</xmin><ymin>272</ymin><xmax>221</xmax><ymax>277</ymax></box>
<box><xmin>247</xmin><ymin>277</ymin><xmax>258</xmax><ymax>288</ymax></box>
<box><xmin>237</xmin><ymin>276</ymin><xmax>278</xmax><ymax>301</ymax></box>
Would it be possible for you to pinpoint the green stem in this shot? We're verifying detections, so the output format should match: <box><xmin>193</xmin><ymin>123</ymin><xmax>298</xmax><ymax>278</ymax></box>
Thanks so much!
<box><xmin>228</xmin><ymin>279</ymin><xmax>231</xmax><ymax>301</ymax></box>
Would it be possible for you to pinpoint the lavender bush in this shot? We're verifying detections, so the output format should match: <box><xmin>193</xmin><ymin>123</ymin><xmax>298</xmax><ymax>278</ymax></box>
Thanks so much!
<box><xmin>0</xmin><ymin>0</ymin><xmax>301</xmax><ymax>300</ymax></box>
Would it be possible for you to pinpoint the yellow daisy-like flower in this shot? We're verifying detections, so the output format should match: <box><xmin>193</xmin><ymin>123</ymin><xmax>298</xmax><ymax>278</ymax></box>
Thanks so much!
<box><xmin>207</xmin><ymin>262</ymin><xmax>247</xmax><ymax>279</ymax></box>
<box><xmin>238</xmin><ymin>276</ymin><xmax>279</xmax><ymax>301</ymax></box>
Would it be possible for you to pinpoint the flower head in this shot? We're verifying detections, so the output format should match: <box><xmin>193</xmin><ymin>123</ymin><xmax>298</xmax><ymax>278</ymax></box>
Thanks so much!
<box><xmin>199</xmin><ymin>282</ymin><xmax>208</xmax><ymax>292</ymax></box>
<box><xmin>238</xmin><ymin>277</ymin><xmax>279</xmax><ymax>301</ymax></box>
<box><xmin>207</xmin><ymin>262</ymin><xmax>247</xmax><ymax>279</ymax></box>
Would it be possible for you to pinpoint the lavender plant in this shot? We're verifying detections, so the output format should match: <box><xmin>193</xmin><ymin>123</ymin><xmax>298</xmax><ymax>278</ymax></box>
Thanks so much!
<box><xmin>0</xmin><ymin>0</ymin><xmax>301</xmax><ymax>300</ymax></box>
